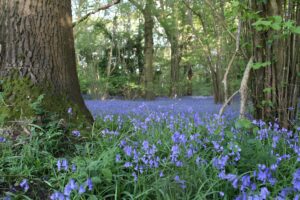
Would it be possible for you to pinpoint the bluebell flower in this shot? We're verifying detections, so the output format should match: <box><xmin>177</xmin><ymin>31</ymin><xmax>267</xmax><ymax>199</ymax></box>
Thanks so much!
<box><xmin>260</xmin><ymin>187</ymin><xmax>270</xmax><ymax>199</ymax></box>
<box><xmin>172</xmin><ymin>132</ymin><xmax>181</xmax><ymax>143</ymax></box>
<box><xmin>123</xmin><ymin>145</ymin><xmax>132</xmax><ymax>156</ymax></box>
<box><xmin>20</xmin><ymin>179</ymin><xmax>29</xmax><ymax>192</ymax></box>
<box><xmin>62</xmin><ymin>159</ymin><xmax>68</xmax><ymax>171</ymax></box>
<box><xmin>277</xmin><ymin>187</ymin><xmax>293</xmax><ymax>199</ymax></box>
<box><xmin>71</xmin><ymin>164</ymin><xmax>76</xmax><ymax>172</ymax></box>
<box><xmin>115</xmin><ymin>154</ymin><xmax>121</xmax><ymax>162</ymax></box>
<box><xmin>142</xmin><ymin>140</ymin><xmax>149</xmax><ymax>150</ymax></box>
<box><xmin>240</xmin><ymin>175</ymin><xmax>251</xmax><ymax>191</ymax></box>
<box><xmin>174</xmin><ymin>175</ymin><xmax>186</xmax><ymax>189</ymax></box>
<box><xmin>69</xmin><ymin>179</ymin><xmax>78</xmax><ymax>190</ymax></box>
<box><xmin>50</xmin><ymin>191</ymin><xmax>65</xmax><ymax>200</ymax></box>
<box><xmin>293</xmin><ymin>169</ymin><xmax>300</xmax><ymax>191</ymax></box>
<box><xmin>78</xmin><ymin>185</ymin><xmax>86</xmax><ymax>194</ymax></box>
<box><xmin>213</xmin><ymin>155</ymin><xmax>229</xmax><ymax>170</ymax></box>
<box><xmin>57</xmin><ymin>160</ymin><xmax>62</xmax><ymax>171</ymax></box>
<box><xmin>132</xmin><ymin>172</ymin><xmax>138</xmax><ymax>182</ymax></box>
<box><xmin>72</xmin><ymin>130</ymin><xmax>80</xmax><ymax>137</ymax></box>
<box><xmin>64</xmin><ymin>183</ymin><xmax>73</xmax><ymax>196</ymax></box>
<box><xmin>4</xmin><ymin>196</ymin><xmax>11</xmax><ymax>200</ymax></box>
<box><xmin>0</xmin><ymin>137</ymin><xmax>6</xmax><ymax>142</ymax></box>
<box><xmin>67</xmin><ymin>107</ymin><xmax>72</xmax><ymax>115</ymax></box>
<box><xmin>159</xmin><ymin>171</ymin><xmax>164</xmax><ymax>177</ymax></box>
<box><xmin>86</xmin><ymin>178</ymin><xmax>93</xmax><ymax>191</ymax></box>
<box><xmin>124</xmin><ymin>162</ymin><xmax>133</xmax><ymax>168</ymax></box>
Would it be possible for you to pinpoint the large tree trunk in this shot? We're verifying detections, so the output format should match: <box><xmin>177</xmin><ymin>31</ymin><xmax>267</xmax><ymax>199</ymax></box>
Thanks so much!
<box><xmin>143</xmin><ymin>0</ymin><xmax>155</xmax><ymax>100</ymax></box>
<box><xmin>250</xmin><ymin>0</ymin><xmax>300</xmax><ymax>127</ymax></box>
<box><xmin>0</xmin><ymin>0</ymin><xmax>93</xmax><ymax>122</ymax></box>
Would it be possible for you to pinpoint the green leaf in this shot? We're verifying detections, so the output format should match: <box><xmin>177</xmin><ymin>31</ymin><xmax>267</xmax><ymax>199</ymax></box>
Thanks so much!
<box><xmin>271</xmin><ymin>23</ymin><xmax>281</xmax><ymax>31</ymax></box>
<box><xmin>291</xmin><ymin>26</ymin><xmax>300</xmax><ymax>34</ymax></box>
<box><xmin>235</xmin><ymin>119</ymin><xmax>252</xmax><ymax>129</ymax></box>
<box><xmin>272</xmin><ymin>16</ymin><xmax>282</xmax><ymax>24</ymax></box>
<box><xmin>263</xmin><ymin>87</ymin><xmax>272</xmax><ymax>93</ymax></box>
<box><xmin>253</xmin><ymin>20</ymin><xmax>272</xmax><ymax>27</ymax></box>
<box><xmin>88</xmin><ymin>195</ymin><xmax>99</xmax><ymax>200</ymax></box>
<box><xmin>101</xmin><ymin>168</ymin><xmax>113</xmax><ymax>182</ymax></box>
<box><xmin>91</xmin><ymin>176</ymin><xmax>102</xmax><ymax>184</ymax></box>
<box><xmin>252</xmin><ymin>61</ymin><xmax>271</xmax><ymax>70</ymax></box>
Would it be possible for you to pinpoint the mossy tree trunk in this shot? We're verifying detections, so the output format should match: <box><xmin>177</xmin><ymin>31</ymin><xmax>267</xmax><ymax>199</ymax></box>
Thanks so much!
<box><xmin>0</xmin><ymin>0</ymin><xmax>93</xmax><ymax>122</ymax></box>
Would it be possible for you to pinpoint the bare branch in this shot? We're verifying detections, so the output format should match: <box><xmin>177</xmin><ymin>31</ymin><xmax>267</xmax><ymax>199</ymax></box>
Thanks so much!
<box><xmin>73</xmin><ymin>0</ymin><xmax>121</xmax><ymax>27</ymax></box>
<box><xmin>219</xmin><ymin>90</ymin><xmax>240</xmax><ymax>116</ymax></box>
<box><xmin>239</xmin><ymin>56</ymin><xmax>253</xmax><ymax>119</ymax></box>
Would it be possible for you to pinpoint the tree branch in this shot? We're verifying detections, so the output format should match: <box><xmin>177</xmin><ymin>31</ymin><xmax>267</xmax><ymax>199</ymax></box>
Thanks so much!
<box><xmin>73</xmin><ymin>0</ymin><xmax>121</xmax><ymax>27</ymax></box>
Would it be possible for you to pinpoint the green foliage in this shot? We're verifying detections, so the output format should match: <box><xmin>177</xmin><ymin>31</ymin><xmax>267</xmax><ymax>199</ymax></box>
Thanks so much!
<box><xmin>252</xmin><ymin>61</ymin><xmax>271</xmax><ymax>70</ymax></box>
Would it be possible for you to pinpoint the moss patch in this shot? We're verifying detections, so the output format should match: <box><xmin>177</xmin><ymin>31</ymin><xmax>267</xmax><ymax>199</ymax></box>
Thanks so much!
<box><xmin>0</xmin><ymin>74</ymin><xmax>90</xmax><ymax>128</ymax></box>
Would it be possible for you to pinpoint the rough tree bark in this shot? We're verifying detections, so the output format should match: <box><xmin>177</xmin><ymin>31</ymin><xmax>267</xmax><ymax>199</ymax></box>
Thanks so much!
<box><xmin>0</xmin><ymin>0</ymin><xmax>93</xmax><ymax>122</ymax></box>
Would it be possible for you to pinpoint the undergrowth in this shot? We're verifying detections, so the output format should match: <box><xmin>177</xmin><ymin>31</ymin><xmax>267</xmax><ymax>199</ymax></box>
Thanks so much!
<box><xmin>0</xmin><ymin>94</ymin><xmax>300</xmax><ymax>199</ymax></box>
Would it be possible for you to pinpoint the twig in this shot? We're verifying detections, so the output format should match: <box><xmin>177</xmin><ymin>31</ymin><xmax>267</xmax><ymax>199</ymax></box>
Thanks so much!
<box><xmin>73</xmin><ymin>0</ymin><xmax>121</xmax><ymax>27</ymax></box>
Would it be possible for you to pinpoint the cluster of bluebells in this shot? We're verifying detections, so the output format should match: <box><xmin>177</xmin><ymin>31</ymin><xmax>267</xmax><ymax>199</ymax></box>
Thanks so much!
<box><xmin>86</xmin><ymin>97</ymin><xmax>300</xmax><ymax>199</ymax></box>
<box><xmin>57</xmin><ymin>159</ymin><xmax>76</xmax><ymax>172</ymax></box>
<box><xmin>50</xmin><ymin>178</ymin><xmax>93</xmax><ymax>200</ymax></box>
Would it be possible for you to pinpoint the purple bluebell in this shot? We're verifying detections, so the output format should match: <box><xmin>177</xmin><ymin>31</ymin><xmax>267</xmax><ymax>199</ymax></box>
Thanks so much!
<box><xmin>86</xmin><ymin>178</ymin><xmax>93</xmax><ymax>191</ymax></box>
<box><xmin>213</xmin><ymin>155</ymin><xmax>229</xmax><ymax>170</ymax></box>
<box><xmin>62</xmin><ymin>159</ymin><xmax>68</xmax><ymax>171</ymax></box>
<box><xmin>115</xmin><ymin>154</ymin><xmax>121</xmax><ymax>162</ymax></box>
<box><xmin>57</xmin><ymin>160</ymin><xmax>62</xmax><ymax>171</ymax></box>
<box><xmin>78</xmin><ymin>185</ymin><xmax>86</xmax><ymax>194</ymax></box>
<box><xmin>123</xmin><ymin>145</ymin><xmax>132</xmax><ymax>156</ymax></box>
<box><xmin>293</xmin><ymin>169</ymin><xmax>300</xmax><ymax>191</ymax></box>
<box><xmin>260</xmin><ymin>187</ymin><xmax>270</xmax><ymax>199</ymax></box>
<box><xmin>20</xmin><ymin>179</ymin><xmax>29</xmax><ymax>192</ymax></box>
<box><xmin>240</xmin><ymin>175</ymin><xmax>251</xmax><ymax>191</ymax></box>
<box><xmin>0</xmin><ymin>137</ymin><xmax>6</xmax><ymax>142</ymax></box>
<box><xmin>67</xmin><ymin>107</ymin><xmax>72</xmax><ymax>115</ymax></box>
<box><xmin>159</xmin><ymin>171</ymin><xmax>164</xmax><ymax>177</ymax></box>
<box><xmin>50</xmin><ymin>192</ymin><xmax>65</xmax><ymax>200</ymax></box>
<box><xmin>71</xmin><ymin>164</ymin><xmax>76</xmax><ymax>172</ymax></box>
<box><xmin>72</xmin><ymin>130</ymin><xmax>80</xmax><ymax>137</ymax></box>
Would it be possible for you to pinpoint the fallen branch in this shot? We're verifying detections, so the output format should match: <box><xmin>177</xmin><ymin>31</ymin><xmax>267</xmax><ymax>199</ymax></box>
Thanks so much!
<box><xmin>73</xmin><ymin>0</ymin><xmax>121</xmax><ymax>27</ymax></box>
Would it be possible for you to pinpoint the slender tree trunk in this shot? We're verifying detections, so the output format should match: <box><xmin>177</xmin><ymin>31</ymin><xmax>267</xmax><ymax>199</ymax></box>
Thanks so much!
<box><xmin>0</xmin><ymin>0</ymin><xmax>93</xmax><ymax>122</ymax></box>
<box><xmin>143</xmin><ymin>0</ymin><xmax>155</xmax><ymax>100</ymax></box>
<box><xmin>169</xmin><ymin>38</ymin><xmax>181</xmax><ymax>98</ymax></box>
<box><xmin>102</xmin><ymin>45</ymin><xmax>113</xmax><ymax>100</ymax></box>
